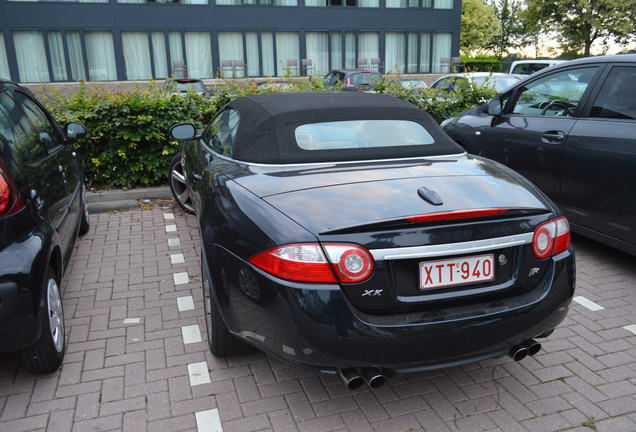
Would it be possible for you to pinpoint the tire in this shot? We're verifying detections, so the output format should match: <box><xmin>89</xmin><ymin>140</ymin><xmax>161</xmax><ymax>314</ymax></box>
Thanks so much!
<box><xmin>201</xmin><ymin>259</ymin><xmax>251</xmax><ymax>357</ymax></box>
<box><xmin>79</xmin><ymin>184</ymin><xmax>90</xmax><ymax>236</ymax></box>
<box><xmin>169</xmin><ymin>156</ymin><xmax>195</xmax><ymax>214</ymax></box>
<box><xmin>21</xmin><ymin>268</ymin><xmax>65</xmax><ymax>373</ymax></box>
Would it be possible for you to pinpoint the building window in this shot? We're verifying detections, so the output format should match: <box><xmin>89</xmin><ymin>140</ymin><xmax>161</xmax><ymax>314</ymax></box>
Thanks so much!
<box><xmin>216</xmin><ymin>0</ymin><xmax>296</xmax><ymax>5</ymax></box>
<box><xmin>0</xmin><ymin>34</ymin><xmax>9</xmax><ymax>80</ymax></box>
<box><xmin>185</xmin><ymin>32</ymin><xmax>212</xmax><ymax>78</ymax></box>
<box><xmin>85</xmin><ymin>31</ymin><xmax>117</xmax><ymax>80</ymax></box>
<box><xmin>168</xmin><ymin>32</ymin><xmax>185</xmax><ymax>78</ymax></box>
<box><xmin>420</xmin><ymin>33</ymin><xmax>430</xmax><ymax>72</ymax></box>
<box><xmin>275</xmin><ymin>32</ymin><xmax>299</xmax><ymax>77</ymax></box>
<box><xmin>219</xmin><ymin>32</ymin><xmax>245</xmax><ymax>78</ymax></box>
<box><xmin>432</xmin><ymin>32</ymin><xmax>451</xmax><ymax>73</ymax></box>
<box><xmin>245</xmin><ymin>32</ymin><xmax>260</xmax><ymax>77</ymax></box>
<box><xmin>344</xmin><ymin>32</ymin><xmax>355</xmax><ymax>69</ymax></box>
<box><xmin>330</xmin><ymin>33</ymin><xmax>342</xmax><ymax>70</ymax></box>
<box><xmin>8</xmin><ymin>0</ymin><xmax>107</xmax><ymax>2</ymax></box>
<box><xmin>357</xmin><ymin>32</ymin><xmax>379</xmax><ymax>71</ymax></box>
<box><xmin>261</xmin><ymin>32</ymin><xmax>275</xmax><ymax>76</ymax></box>
<box><xmin>151</xmin><ymin>32</ymin><xmax>169</xmax><ymax>78</ymax></box>
<box><xmin>306</xmin><ymin>0</ymin><xmax>378</xmax><ymax>7</ymax></box>
<box><xmin>13</xmin><ymin>31</ymin><xmax>50</xmax><ymax>83</ymax></box>
<box><xmin>407</xmin><ymin>32</ymin><xmax>418</xmax><ymax>73</ymax></box>
<box><xmin>386</xmin><ymin>0</ymin><xmax>445</xmax><ymax>7</ymax></box>
<box><xmin>122</xmin><ymin>32</ymin><xmax>152</xmax><ymax>80</ymax></box>
<box><xmin>434</xmin><ymin>0</ymin><xmax>452</xmax><ymax>8</ymax></box>
<box><xmin>118</xmin><ymin>0</ymin><xmax>208</xmax><ymax>4</ymax></box>
<box><xmin>47</xmin><ymin>32</ymin><xmax>67</xmax><ymax>82</ymax></box>
<box><xmin>385</xmin><ymin>32</ymin><xmax>405</xmax><ymax>74</ymax></box>
<box><xmin>305</xmin><ymin>32</ymin><xmax>328</xmax><ymax>76</ymax></box>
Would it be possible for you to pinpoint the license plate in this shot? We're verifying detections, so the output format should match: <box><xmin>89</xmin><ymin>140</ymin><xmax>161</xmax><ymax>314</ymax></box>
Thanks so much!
<box><xmin>419</xmin><ymin>253</ymin><xmax>495</xmax><ymax>290</ymax></box>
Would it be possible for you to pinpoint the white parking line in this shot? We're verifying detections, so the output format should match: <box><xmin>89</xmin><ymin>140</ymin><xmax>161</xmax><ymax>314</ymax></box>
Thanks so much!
<box><xmin>195</xmin><ymin>409</ymin><xmax>223</xmax><ymax>432</ymax></box>
<box><xmin>170</xmin><ymin>253</ymin><xmax>185</xmax><ymax>265</ymax></box>
<box><xmin>177</xmin><ymin>296</ymin><xmax>195</xmax><ymax>312</ymax></box>
<box><xmin>573</xmin><ymin>296</ymin><xmax>605</xmax><ymax>311</ymax></box>
<box><xmin>168</xmin><ymin>237</ymin><xmax>181</xmax><ymax>248</ymax></box>
<box><xmin>181</xmin><ymin>325</ymin><xmax>202</xmax><ymax>344</ymax></box>
<box><xmin>173</xmin><ymin>272</ymin><xmax>189</xmax><ymax>285</ymax></box>
<box><xmin>163</xmin><ymin>213</ymin><xmax>175</xmax><ymax>220</ymax></box>
<box><xmin>165</xmin><ymin>224</ymin><xmax>177</xmax><ymax>233</ymax></box>
<box><xmin>123</xmin><ymin>318</ymin><xmax>142</xmax><ymax>324</ymax></box>
<box><xmin>187</xmin><ymin>362</ymin><xmax>211</xmax><ymax>386</ymax></box>
<box><xmin>624</xmin><ymin>325</ymin><xmax>636</xmax><ymax>335</ymax></box>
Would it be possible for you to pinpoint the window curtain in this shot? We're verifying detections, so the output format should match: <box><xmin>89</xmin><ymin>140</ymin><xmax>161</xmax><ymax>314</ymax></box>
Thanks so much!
<box><xmin>67</xmin><ymin>32</ymin><xmax>86</xmax><ymax>81</ymax></box>
<box><xmin>219</xmin><ymin>32</ymin><xmax>244</xmax><ymax>78</ymax></box>
<box><xmin>344</xmin><ymin>32</ymin><xmax>355</xmax><ymax>69</ymax></box>
<box><xmin>434</xmin><ymin>0</ymin><xmax>452</xmax><ymax>8</ymax></box>
<box><xmin>273</xmin><ymin>0</ymin><xmax>297</xmax><ymax>5</ymax></box>
<box><xmin>420</xmin><ymin>32</ymin><xmax>431</xmax><ymax>73</ymax></box>
<box><xmin>261</xmin><ymin>32</ymin><xmax>275</xmax><ymax>76</ymax></box>
<box><xmin>386</xmin><ymin>0</ymin><xmax>406</xmax><ymax>7</ymax></box>
<box><xmin>183</xmin><ymin>0</ymin><xmax>207</xmax><ymax>4</ymax></box>
<box><xmin>305</xmin><ymin>32</ymin><xmax>328</xmax><ymax>76</ymax></box>
<box><xmin>185</xmin><ymin>32</ymin><xmax>212</xmax><ymax>78</ymax></box>
<box><xmin>216</xmin><ymin>0</ymin><xmax>240</xmax><ymax>5</ymax></box>
<box><xmin>358</xmin><ymin>0</ymin><xmax>379</xmax><ymax>6</ymax></box>
<box><xmin>169</xmin><ymin>32</ymin><xmax>185</xmax><ymax>78</ymax></box>
<box><xmin>275</xmin><ymin>32</ymin><xmax>299</xmax><ymax>77</ymax></box>
<box><xmin>385</xmin><ymin>32</ymin><xmax>405</xmax><ymax>74</ymax></box>
<box><xmin>14</xmin><ymin>31</ymin><xmax>50</xmax><ymax>83</ymax></box>
<box><xmin>407</xmin><ymin>32</ymin><xmax>418</xmax><ymax>73</ymax></box>
<box><xmin>0</xmin><ymin>34</ymin><xmax>9</xmax><ymax>80</ymax></box>
<box><xmin>48</xmin><ymin>32</ymin><xmax>68</xmax><ymax>81</ymax></box>
<box><xmin>358</xmin><ymin>32</ymin><xmax>379</xmax><ymax>69</ymax></box>
<box><xmin>305</xmin><ymin>0</ymin><xmax>325</xmax><ymax>6</ymax></box>
<box><xmin>151</xmin><ymin>32</ymin><xmax>168</xmax><ymax>78</ymax></box>
<box><xmin>330</xmin><ymin>33</ymin><xmax>342</xmax><ymax>70</ymax></box>
<box><xmin>432</xmin><ymin>32</ymin><xmax>451</xmax><ymax>73</ymax></box>
<box><xmin>246</xmin><ymin>32</ymin><xmax>260</xmax><ymax>77</ymax></box>
<box><xmin>85</xmin><ymin>31</ymin><xmax>117</xmax><ymax>80</ymax></box>
<box><xmin>122</xmin><ymin>32</ymin><xmax>152</xmax><ymax>80</ymax></box>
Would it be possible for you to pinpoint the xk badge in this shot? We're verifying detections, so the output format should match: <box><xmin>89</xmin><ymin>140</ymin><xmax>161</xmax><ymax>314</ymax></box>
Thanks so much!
<box><xmin>362</xmin><ymin>289</ymin><xmax>383</xmax><ymax>297</ymax></box>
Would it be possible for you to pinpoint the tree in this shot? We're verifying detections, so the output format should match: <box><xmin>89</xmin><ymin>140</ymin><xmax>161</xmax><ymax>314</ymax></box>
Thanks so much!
<box><xmin>461</xmin><ymin>0</ymin><xmax>501</xmax><ymax>56</ymax></box>
<box><xmin>525</xmin><ymin>0</ymin><xmax>636</xmax><ymax>57</ymax></box>
<box><xmin>489</xmin><ymin>0</ymin><xmax>527</xmax><ymax>59</ymax></box>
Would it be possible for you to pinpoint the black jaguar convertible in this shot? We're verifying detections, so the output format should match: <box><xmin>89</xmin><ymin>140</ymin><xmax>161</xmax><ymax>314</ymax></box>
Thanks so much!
<box><xmin>170</xmin><ymin>92</ymin><xmax>575</xmax><ymax>390</ymax></box>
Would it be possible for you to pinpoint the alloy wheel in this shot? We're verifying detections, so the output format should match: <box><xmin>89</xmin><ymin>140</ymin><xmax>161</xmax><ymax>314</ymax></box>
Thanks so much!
<box><xmin>170</xmin><ymin>159</ymin><xmax>194</xmax><ymax>213</ymax></box>
<box><xmin>47</xmin><ymin>278</ymin><xmax>64</xmax><ymax>353</ymax></box>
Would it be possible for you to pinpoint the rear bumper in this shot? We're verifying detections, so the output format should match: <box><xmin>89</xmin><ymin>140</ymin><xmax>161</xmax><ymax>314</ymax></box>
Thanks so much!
<box><xmin>212</xmin><ymin>246</ymin><xmax>575</xmax><ymax>374</ymax></box>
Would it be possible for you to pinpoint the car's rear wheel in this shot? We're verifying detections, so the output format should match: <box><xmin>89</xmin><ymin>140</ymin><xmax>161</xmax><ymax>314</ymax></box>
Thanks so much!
<box><xmin>79</xmin><ymin>184</ymin><xmax>90</xmax><ymax>236</ymax></box>
<box><xmin>21</xmin><ymin>267</ymin><xmax>65</xmax><ymax>373</ymax></box>
<box><xmin>169</xmin><ymin>156</ymin><xmax>194</xmax><ymax>214</ymax></box>
<box><xmin>201</xmin><ymin>259</ymin><xmax>251</xmax><ymax>357</ymax></box>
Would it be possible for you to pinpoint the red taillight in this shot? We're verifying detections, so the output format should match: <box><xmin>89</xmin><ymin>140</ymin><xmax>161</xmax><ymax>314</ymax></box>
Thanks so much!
<box><xmin>345</xmin><ymin>77</ymin><xmax>351</xmax><ymax>87</ymax></box>
<box><xmin>406</xmin><ymin>208</ymin><xmax>509</xmax><ymax>223</ymax></box>
<box><xmin>249</xmin><ymin>243</ymin><xmax>375</xmax><ymax>284</ymax></box>
<box><xmin>0</xmin><ymin>164</ymin><xmax>24</xmax><ymax>217</ymax></box>
<box><xmin>532</xmin><ymin>216</ymin><xmax>571</xmax><ymax>259</ymax></box>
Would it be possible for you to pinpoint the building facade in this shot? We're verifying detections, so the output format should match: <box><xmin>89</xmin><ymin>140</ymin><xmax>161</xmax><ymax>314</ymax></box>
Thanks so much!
<box><xmin>0</xmin><ymin>0</ymin><xmax>461</xmax><ymax>83</ymax></box>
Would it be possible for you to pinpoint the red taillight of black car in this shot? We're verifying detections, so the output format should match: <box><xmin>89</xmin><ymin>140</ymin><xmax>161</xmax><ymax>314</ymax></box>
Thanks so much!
<box><xmin>0</xmin><ymin>164</ymin><xmax>24</xmax><ymax>218</ymax></box>
<box><xmin>249</xmin><ymin>243</ymin><xmax>375</xmax><ymax>284</ymax></box>
<box><xmin>532</xmin><ymin>216</ymin><xmax>571</xmax><ymax>259</ymax></box>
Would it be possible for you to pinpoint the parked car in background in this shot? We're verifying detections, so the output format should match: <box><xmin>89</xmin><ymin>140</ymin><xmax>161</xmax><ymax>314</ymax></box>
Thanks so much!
<box><xmin>431</xmin><ymin>72</ymin><xmax>522</xmax><ymax>93</ymax></box>
<box><xmin>163</xmin><ymin>78</ymin><xmax>211</xmax><ymax>96</ymax></box>
<box><xmin>169</xmin><ymin>91</ymin><xmax>574</xmax><ymax>390</ymax></box>
<box><xmin>398</xmin><ymin>77</ymin><xmax>428</xmax><ymax>90</ymax></box>
<box><xmin>323</xmin><ymin>69</ymin><xmax>382</xmax><ymax>91</ymax></box>
<box><xmin>0</xmin><ymin>80</ymin><xmax>89</xmax><ymax>373</ymax></box>
<box><xmin>443</xmin><ymin>54</ymin><xmax>636</xmax><ymax>255</ymax></box>
<box><xmin>509</xmin><ymin>59</ymin><xmax>567</xmax><ymax>75</ymax></box>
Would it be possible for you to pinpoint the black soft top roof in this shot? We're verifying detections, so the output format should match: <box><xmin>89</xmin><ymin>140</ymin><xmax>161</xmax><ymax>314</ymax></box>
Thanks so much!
<box><xmin>225</xmin><ymin>91</ymin><xmax>462</xmax><ymax>164</ymax></box>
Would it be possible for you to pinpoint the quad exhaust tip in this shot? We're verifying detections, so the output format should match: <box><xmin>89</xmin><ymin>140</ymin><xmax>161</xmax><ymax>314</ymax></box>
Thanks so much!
<box><xmin>362</xmin><ymin>368</ymin><xmax>386</xmax><ymax>389</ymax></box>
<box><xmin>523</xmin><ymin>338</ymin><xmax>542</xmax><ymax>356</ymax></box>
<box><xmin>340</xmin><ymin>368</ymin><xmax>387</xmax><ymax>390</ymax></box>
<box><xmin>339</xmin><ymin>369</ymin><xmax>364</xmax><ymax>391</ymax></box>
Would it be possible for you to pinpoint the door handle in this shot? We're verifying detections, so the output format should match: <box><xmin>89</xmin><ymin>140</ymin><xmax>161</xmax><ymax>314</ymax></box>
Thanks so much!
<box><xmin>541</xmin><ymin>130</ymin><xmax>565</xmax><ymax>143</ymax></box>
<box><xmin>192</xmin><ymin>171</ymin><xmax>203</xmax><ymax>182</ymax></box>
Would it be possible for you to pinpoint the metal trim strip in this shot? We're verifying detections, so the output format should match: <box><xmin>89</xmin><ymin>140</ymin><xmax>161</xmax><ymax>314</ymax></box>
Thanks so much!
<box><xmin>370</xmin><ymin>232</ymin><xmax>534</xmax><ymax>261</ymax></box>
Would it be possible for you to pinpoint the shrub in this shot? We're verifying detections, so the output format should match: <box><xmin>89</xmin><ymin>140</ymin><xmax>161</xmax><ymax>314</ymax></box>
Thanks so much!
<box><xmin>45</xmin><ymin>77</ymin><xmax>495</xmax><ymax>189</ymax></box>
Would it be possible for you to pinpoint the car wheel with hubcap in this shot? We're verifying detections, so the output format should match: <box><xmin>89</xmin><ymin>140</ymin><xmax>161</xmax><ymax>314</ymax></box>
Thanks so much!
<box><xmin>21</xmin><ymin>268</ymin><xmax>65</xmax><ymax>373</ymax></box>
<box><xmin>169</xmin><ymin>156</ymin><xmax>194</xmax><ymax>214</ymax></box>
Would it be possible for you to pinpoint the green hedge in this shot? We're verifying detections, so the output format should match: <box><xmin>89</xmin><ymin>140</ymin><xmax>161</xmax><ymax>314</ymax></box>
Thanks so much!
<box><xmin>46</xmin><ymin>77</ymin><xmax>495</xmax><ymax>189</ymax></box>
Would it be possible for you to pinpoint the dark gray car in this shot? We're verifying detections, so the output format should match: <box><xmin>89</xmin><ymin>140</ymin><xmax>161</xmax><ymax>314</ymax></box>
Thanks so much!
<box><xmin>443</xmin><ymin>54</ymin><xmax>636</xmax><ymax>255</ymax></box>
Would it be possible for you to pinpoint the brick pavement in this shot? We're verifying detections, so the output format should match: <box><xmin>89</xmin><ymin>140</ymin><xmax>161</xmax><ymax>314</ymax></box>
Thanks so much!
<box><xmin>0</xmin><ymin>203</ymin><xmax>635</xmax><ymax>432</ymax></box>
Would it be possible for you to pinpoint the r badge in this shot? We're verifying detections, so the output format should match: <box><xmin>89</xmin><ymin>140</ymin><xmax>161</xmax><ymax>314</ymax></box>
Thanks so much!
<box><xmin>529</xmin><ymin>267</ymin><xmax>540</xmax><ymax>277</ymax></box>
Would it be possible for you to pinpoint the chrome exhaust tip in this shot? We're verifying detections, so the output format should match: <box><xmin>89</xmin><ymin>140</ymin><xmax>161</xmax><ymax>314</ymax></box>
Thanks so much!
<box><xmin>509</xmin><ymin>344</ymin><xmax>528</xmax><ymax>361</ymax></box>
<box><xmin>339</xmin><ymin>368</ymin><xmax>364</xmax><ymax>391</ymax></box>
<box><xmin>522</xmin><ymin>338</ymin><xmax>541</xmax><ymax>356</ymax></box>
<box><xmin>361</xmin><ymin>368</ymin><xmax>386</xmax><ymax>389</ymax></box>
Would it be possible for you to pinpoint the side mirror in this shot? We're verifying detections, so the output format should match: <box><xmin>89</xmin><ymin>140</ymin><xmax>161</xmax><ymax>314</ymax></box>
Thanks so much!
<box><xmin>487</xmin><ymin>99</ymin><xmax>502</xmax><ymax>116</ymax></box>
<box><xmin>170</xmin><ymin>123</ymin><xmax>197</xmax><ymax>141</ymax></box>
<box><xmin>65</xmin><ymin>122</ymin><xmax>87</xmax><ymax>142</ymax></box>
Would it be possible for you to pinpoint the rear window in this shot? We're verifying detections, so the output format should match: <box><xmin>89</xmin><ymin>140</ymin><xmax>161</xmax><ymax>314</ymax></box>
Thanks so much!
<box><xmin>511</xmin><ymin>63</ymin><xmax>550</xmax><ymax>75</ymax></box>
<box><xmin>350</xmin><ymin>72</ymin><xmax>381</xmax><ymax>86</ymax></box>
<box><xmin>295</xmin><ymin>120</ymin><xmax>435</xmax><ymax>151</ymax></box>
<box><xmin>175</xmin><ymin>81</ymin><xmax>206</xmax><ymax>92</ymax></box>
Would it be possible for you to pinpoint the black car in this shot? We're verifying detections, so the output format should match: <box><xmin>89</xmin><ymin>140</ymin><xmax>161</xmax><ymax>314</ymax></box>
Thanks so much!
<box><xmin>323</xmin><ymin>69</ymin><xmax>382</xmax><ymax>91</ymax></box>
<box><xmin>0</xmin><ymin>80</ymin><xmax>88</xmax><ymax>373</ymax></box>
<box><xmin>170</xmin><ymin>92</ymin><xmax>574</xmax><ymax>390</ymax></box>
<box><xmin>442</xmin><ymin>54</ymin><xmax>636</xmax><ymax>255</ymax></box>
